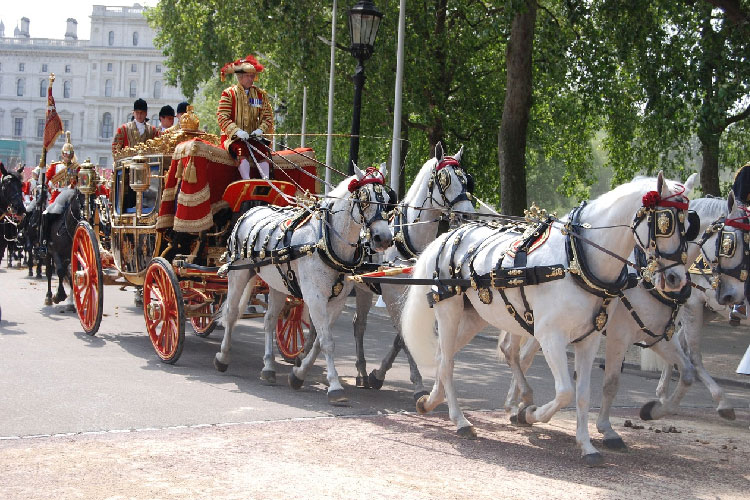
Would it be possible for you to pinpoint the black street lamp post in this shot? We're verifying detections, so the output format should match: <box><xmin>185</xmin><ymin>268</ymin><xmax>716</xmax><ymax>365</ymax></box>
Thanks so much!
<box><xmin>347</xmin><ymin>0</ymin><xmax>383</xmax><ymax>175</ymax></box>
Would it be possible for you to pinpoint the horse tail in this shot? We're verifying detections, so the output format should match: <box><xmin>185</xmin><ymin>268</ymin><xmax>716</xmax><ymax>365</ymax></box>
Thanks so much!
<box><xmin>401</xmin><ymin>249</ymin><xmax>438</xmax><ymax>370</ymax></box>
<box><xmin>640</xmin><ymin>347</ymin><xmax>669</xmax><ymax>372</ymax></box>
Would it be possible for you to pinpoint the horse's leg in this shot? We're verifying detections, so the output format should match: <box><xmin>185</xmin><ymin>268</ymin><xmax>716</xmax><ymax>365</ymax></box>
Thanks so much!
<box><xmin>504</xmin><ymin>335</ymin><xmax>541</xmax><ymax>412</ymax></box>
<box><xmin>523</xmin><ymin>332</ymin><xmax>575</xmax><ymax>425</ymax></box>
<box><xmin>640</xmin><ymin>337</ymin><xmax>696</xmax><ymax>420</ymax></box>
<box><xmin>214</xmin><ymin>269</ymin><xmax>254</xmax><ymax>371</ymax></box>
<box><xmin>260</xmin><ymin>288</ymin><xmax>287</xmax><ymax>384</ymax></box>
<box><xmin>573</xmin><ymin>332</ymin><xmax>605</xmax><ymax>465</ymax></box>
<box><xmin>45</xmin><ymin>255</ymin><xmax>53</xmax><ymax>306</ymax></box>
<box><xmin>502</xmin><ymin>334</ymin><xmax>536</xmax><ymax>419</ymax></box>
<box><xmin>597</xmin><ymin>330</ymin><xmax>631</xmax><ymax>449</ymax></box>
<box><xmin>53</xmin><ymin>254</ymin><xmax>67</xmax><ymax>304</ymax></box>
<box><xmin>680</xmin><ymin>305</ymin><xmax>735</xmax><ymax>419</ymax></box>
<box><xmin>352</xmin><ymin>286</ymin><xmax>373</xmax><ymax>388</ymax></box>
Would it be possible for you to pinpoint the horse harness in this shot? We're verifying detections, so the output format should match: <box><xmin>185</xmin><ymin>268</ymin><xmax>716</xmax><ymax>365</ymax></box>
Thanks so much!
<box><xmin>422</xmin><ymin>189</ymin><xmax>690</xmax><ymax>340</ymax></box>
<box><xmin>221</xmin><ymin>175</ymin><xmax>391</xmax><ymax>300</ymax></box>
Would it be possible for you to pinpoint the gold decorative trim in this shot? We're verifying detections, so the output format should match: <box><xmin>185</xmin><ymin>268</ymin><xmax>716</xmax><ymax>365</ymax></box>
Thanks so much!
<box><xmin>174</xmin><ymin>212</ymin><xmax>214</xmax><ymax>233</ymax></box>
<box><xmin>172</xmin><ymin>139</ymin><xmax>235</xmax><ymax>166</ymax></box>
<box><xmin>177</xmin><ymin>185</ymin><xmax>211</xmax><ymax>207</ymax></box>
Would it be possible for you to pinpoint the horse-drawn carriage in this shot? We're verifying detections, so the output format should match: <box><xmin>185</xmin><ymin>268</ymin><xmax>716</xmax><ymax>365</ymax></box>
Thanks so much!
<box><xmin>71</xmin><ymin>110</ymin><xmax>318</xmax><ymax>364</ymax></box>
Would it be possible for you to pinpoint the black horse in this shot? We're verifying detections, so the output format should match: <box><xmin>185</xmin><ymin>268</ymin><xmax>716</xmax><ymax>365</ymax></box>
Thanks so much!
<box><xmin>18</xmin><ymin>192</ymin><xmax>45</xmax><ymax>278</ymax></box>
<box><xmin>0</xmin><ymin>171</ymin><xmax>27</xmax><ymax>264</ymax></box>
<box><xmin>43</xmin><ymin>190</ymin><xmax>84</xmax><ymax>309</ymax></box>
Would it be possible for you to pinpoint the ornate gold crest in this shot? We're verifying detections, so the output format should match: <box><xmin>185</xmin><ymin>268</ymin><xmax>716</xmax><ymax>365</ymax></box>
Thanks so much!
<box><xmin>331</xmin><ymin>281</ymin><xmax>344</xmax><ymax>297</ymax></box>
<box><xmin>437</xmin><ymin>169</ymin><xmax>450</xmax><ymax>191</ymax></box>
<box><xmin>478</xmin><ymin>287</ymin><xmax>492</xmax><ymax>304</ymax></box>
<box><xmin>722</xmin><ymin>234</ymin><xmax>734</xmax><ymax>256</ymax></box>
<box><xmin>657</xmin><ymin>212</ymin><xmax>670</xmax><ymax>235</ymax></box>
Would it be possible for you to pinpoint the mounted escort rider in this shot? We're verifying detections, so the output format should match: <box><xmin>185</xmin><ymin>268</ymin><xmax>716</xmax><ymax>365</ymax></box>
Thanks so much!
<box><xmin>39</xmin><ymin>132</ymin><xmax>78</xmax><ymax>256</ymax></box>
<box><xmin>217</xmin><ymin>54</ymin><xmax>274</xmax><ymax>180</ymax></box>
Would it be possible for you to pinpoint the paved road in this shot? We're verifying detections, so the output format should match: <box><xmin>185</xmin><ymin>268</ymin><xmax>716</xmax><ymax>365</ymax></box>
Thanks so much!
<box><xmin>0</xmin><ymin>266</ymin><xmax>748</xmax><ymax>498</ymax></box>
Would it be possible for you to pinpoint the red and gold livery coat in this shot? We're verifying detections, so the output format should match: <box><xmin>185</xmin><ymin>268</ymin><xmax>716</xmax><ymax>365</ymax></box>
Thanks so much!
<box><xmin>111</xmin><ymin>120</ymin><xmax>160</xmax><ymax>156</ymax></box>
<box><xmin>216</xmin><ymin>83</ymin><xmax>274</xmax><ymax>151</ymax></box>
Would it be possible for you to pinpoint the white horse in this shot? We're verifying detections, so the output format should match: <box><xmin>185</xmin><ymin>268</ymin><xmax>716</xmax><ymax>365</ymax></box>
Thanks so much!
<box><xmin>502</xmin><ymin>192</ymin><xmax>742</xmax><ymax>450</ymax></box>
<box><xmin>351</xmin><ymin>143</ymin><xmax>475</xmax><ymax>400</ymax></box>
<box><xmin>633</xmin><ymin>194</ymin><xmax>749</xmax><ymax>425</ymax></box>
<box><xmin>402</xmin><ymin>173</ymin><xmax>692</xmax><ymax>465</ymax></box>
<box><xmin>215</xmin><ymin>164</ymin><xmax>394</xmax><ymax>405</ymax></box>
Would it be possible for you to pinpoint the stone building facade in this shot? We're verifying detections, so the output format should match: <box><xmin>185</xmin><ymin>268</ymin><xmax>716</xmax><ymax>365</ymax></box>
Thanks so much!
<box><xmin>0</xmin><ymin>4</ymin><xmax>185</xmax><ymax>169</ymax></box>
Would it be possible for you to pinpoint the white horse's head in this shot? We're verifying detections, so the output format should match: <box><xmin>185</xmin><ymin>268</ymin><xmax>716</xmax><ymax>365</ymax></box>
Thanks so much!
<box><xmin>705</xmin><ymin>191</ymin><xmax>749</xmax><ymax>306</ymax></box>
<box><xmin>420</xmin><ymin>142</ymin><xmax>475</xmax><ymax>216</ymax></box>
<box><xmin>350</xmin><ymin>162</ymin><xmax>394</xmax><ymax>252</ymax></box>
<box><xmin>632</xmin><ymin>171</ymin><xmax>696</xmax><ymax>292</ymax></box>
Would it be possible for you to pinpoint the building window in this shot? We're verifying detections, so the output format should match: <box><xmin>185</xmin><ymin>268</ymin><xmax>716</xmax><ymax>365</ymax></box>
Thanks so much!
<box><xmin>13</xmin><ymin>118</ymin><xmax>23</xmax><ymax>137</ymax></box>
<box><xmin>107</xmin><ymin>62</ymin><xmax>112</xmax><ymax>72</ymax></box>
<box><xmin>153</xmin><ymin>81</ymin><xmax>162</xmax><ymax>99</ymax></box>
<box><xmin>37</xmin><ymin>119</ymin><xmax>45</xmax><ymax>138</ymax></box>
<box><xmin>42</xmin><ymin>63</ymin><xmax>48</xmax><ymax>73</ymax></box>
<box><xmin>101</xmin><ymin>112</ymin><xmax>113</xmax><ymax>138</ymax></box>
<box><xmin>92</xmin><ymin>63</ymin><xmax>97</xmax><ymax>70</ymax></box>
<box><xmin>133</xmin><ymin>32</ymin><xmax>139</xmax><ymax>46</ymax></box>
<box><xmin>64</xmin><ymin>81</ymin><xmax>71</xmax><ymax>98</ymax></box>
<box><xmin>65</xmin><ymin>64</ymin><xmax>71</xmax><ymax>73</ymax></box>
<box><xmin>131</xmin><ymin>63</ymin><xmax>137</xmax><ymax>73</ymax></box>
<box><xmin>151</xmin><ymin>113</ymin><xmax>158</xmax><ymax>124</ymax></box>
<box><xmin>19</xmin><ymin>63</ymin><xmax>24</xmax><ymax>72</ymax></box>
<box><xmin>108</xmin><ymin>31</ymin><xmax>114</xmax><ymax>46</ymax></box>
<box><xmin>129</xmin><ymin>81</ymin><xmax>137</xmax><ymax>98</ymax></box>
<box><xmin>35</xmin><ymin>154</ymin><xmax>41</xmax><ymax>166</ymax></box>
<box><xmin>105</xmin><ymin>79</ymin><xmax>112</xmax><ymax>97</ymax></box>
<box><xmin>63</xmin><ymin>120</ymin><xmax>70</xmax><ymax>132</ymax></box>
<box><xmin>155</xmin><ymin>64</ymin><xmax>161</xmax><ymax>73</ymax></box>
<box><xmin>16</xmin><ymin>78</ymin><xmax>25</xmax><ymax>96</ymax></box>
<box><xmin>39</xmin><ymin>79</ymin><xmax>48</xmax><ymax>97</ymax></box>
<box><xmin>98</xmin><ymin>156</ymin><xmax>108</xmax><ymax>168</ymax></box>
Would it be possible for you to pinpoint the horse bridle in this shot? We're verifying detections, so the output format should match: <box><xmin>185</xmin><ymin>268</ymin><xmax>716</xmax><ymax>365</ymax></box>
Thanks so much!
<box><xmin>693</xmin><ymin>214</ymin><xmax>750</xmax><ymax>289</ymax></box>
<box><xmin>428</xmin><ymin>157</ymin><xmax>474</xmax><ymax>209</ymax></box>
<box><xmin>630</xmin><ymin>187</ymin><xmax>690</xmax><ymax>285</ymax></box>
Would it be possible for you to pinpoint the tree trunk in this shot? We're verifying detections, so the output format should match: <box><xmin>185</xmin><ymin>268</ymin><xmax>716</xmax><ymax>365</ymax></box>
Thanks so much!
<box><xmin>499</xmin><ymin>0</ymin><xmax>536</xmax><ymax>216</ymax></box>
<box><xmin>699</xmin><ymin>132</ymin><xmax>721</xmax><ymax>196</ymax></box>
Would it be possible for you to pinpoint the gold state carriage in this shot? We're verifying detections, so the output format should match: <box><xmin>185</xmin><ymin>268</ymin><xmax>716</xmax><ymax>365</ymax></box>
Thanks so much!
<box><xmin>71</xmin><ymin>112</ymin><xmax>318</xmax><ymax>364</ymax></box>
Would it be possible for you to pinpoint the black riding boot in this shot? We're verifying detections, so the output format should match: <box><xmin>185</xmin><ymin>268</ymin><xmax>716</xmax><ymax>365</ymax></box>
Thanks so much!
<box><xmin>37</xmin><ymin>212</ymin><xmax>53</xmax><ymax>258</ymax></box>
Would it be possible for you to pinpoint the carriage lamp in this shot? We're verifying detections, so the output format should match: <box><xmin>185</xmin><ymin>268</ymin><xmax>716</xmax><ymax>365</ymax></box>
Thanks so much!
<box><xmin>78</xmin><ymin>157</ymin><xmax>97</xmax><ymax>219</ymax></box>
<box><xmin>128</xmin><ymin>155</ymin><xmax>150</xmax><ymax>218</ymax></box>
<box><xmin>347</xmin><ymin>0</ymin><xmax>383</xmax><ymax>175</ymax></box>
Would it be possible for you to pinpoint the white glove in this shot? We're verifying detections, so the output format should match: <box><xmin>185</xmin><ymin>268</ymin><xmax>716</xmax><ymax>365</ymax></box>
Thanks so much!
<box><xmin>251</xmin><ymin>128</ymin><xmax>263</xmax><ymax>137</ymax></box>
<box><xmin>235</xmin><ymin>129</ymin><xmax>250</xmax><ymax>140</ymax></box>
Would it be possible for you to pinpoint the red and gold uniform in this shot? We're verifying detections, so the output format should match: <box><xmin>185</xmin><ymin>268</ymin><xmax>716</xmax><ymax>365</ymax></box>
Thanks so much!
<box><xmin>217</xmin><ymin>55</ymin><xmax>274</xmax><ymax>178</ymax></box>
<box><xmin>46</xmin><ymin>160</ymin><xmax>78</xmax><ymax>206</ymax></box>
<box><xmin>111</xmin><ymin>119</ymin><xmax>160</xmax><ymax>156</ymax></box>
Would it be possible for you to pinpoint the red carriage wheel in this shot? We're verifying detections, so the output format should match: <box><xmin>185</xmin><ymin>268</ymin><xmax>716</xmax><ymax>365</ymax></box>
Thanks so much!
<box><xmin>71</xmin><ymin>222</ymin><xmax>103</xmax><ymax>335</ymax></box>
<box><xmin>189</xmin><ymin>293</ymin><xmax>224</xmax><ymax>338</ymax></box>
<box><xmin>143</xmin><ymin>257</ymin><xmax>185</xmax><ymax>364</ymax></box>
<box><xmin>276</xmin><ymin>297</ymin><xmax>309</xmax><ymax>364</ymax></box>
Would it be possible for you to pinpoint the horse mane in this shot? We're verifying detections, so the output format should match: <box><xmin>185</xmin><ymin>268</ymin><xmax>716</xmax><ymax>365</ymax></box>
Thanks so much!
<box><xmin>401</xmin><ymin>157</ymin><xmax>436</xmax><ymax>205</ymax></box>
<box><xmin>690</xmin><ymin>196</ymin><xmax>727</xmax><ymax>220</ymax></box>
<box><xmin>326</xmin><ymin>176</ymin><xmax>354</xmax><ymax>201</ymax></box>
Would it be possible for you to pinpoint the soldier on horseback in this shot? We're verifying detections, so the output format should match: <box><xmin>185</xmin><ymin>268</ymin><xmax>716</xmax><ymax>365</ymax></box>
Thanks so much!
<box><xmin>39</xmin><ymin>132</ymin><xmax>79</xmax><ymax>257</ymax></box>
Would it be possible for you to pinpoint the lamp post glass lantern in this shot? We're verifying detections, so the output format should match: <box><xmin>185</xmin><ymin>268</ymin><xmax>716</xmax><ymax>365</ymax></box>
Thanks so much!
<box><xmin>347</xmin><ymin>0</ymin><xmax>383</xmax><ymax>175</ymax></box>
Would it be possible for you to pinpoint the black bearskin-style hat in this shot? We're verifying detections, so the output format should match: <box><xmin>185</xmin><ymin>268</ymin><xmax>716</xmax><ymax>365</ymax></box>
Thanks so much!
<box><xmin>159</xmin><ymin>105</ymin><xmax>175</xmax><ymax>118</ymax></box>
<box><xmin>176</xmin><ymin>102</ymin><xmax>189</xmax><ymax>114</ymax></box>
<box><xmin>732</xmin><ymin>162</ymin><xmax>750</xmax><ymax>204</ymax></box>
<box><xmin>133</xmin><ymin>98</ymin><xmax>148</xmax><ymax>112</ymax></box>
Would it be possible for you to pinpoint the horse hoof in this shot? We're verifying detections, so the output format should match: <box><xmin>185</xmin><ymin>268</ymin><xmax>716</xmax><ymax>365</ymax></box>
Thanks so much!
<box><xmin>516</xmin><ymin>405</ymin><xmax>536</xmax><ymax>426</ymax></box>
<box><xmin>44</xmin><ymin>297</ymin><xmax>53</xmax><ymax>306</ymax></box>
<box><xmin>456</xmin><ymin>425</ymin><xmax>477</xmax><ymax>439</ymax></box>
<box><xmin>718</xmin><ymin>407</ymin><xmax>736</xmax><ymax>421</ymax></box>
<box><xmin>213</xmin><ymin>357</ymin><xmax>228</xmax><ymax>373</ymax></box>
<box><xmin>288</xmin><ymin>372</ymin><xmax>304</xmax><ymax>390</ymax></box>
<box><xmin>583</xmin><ymin>452</ymin><xmax>605</xmax><ymax>467</ymax></box>
<box><xmin>413</xmin><ymin>390</ymin><xmax>429</xmax><ymax>403</ymax></box>
<box><xmin>327</xmin><ymin>389</ymin><xmax>349</xmax><ymax>406</ymax></box>
<box><xmin>640</xmin><ymin>400</ymin><xmax>659</xmax><ymax>421</ymax></box>
<box><xmin>416</xmin><ymin>394</ymin><xmax>429</xmax><ymax>414</ymax></box>
<box><xmin>356</xmin><ymin>375</ymin><xmax>371</xmax><ymax>389</ymax></box>
<box><xmin>368</xmin><ymin>370</ymin><xmax>384</xmax><ymax>390</ymax></box>
<box><xmin>603</xmin><ymin>437</ymin><xmax>628</xmax><ymax>450</ymax></box>
<box><xmin>260</xmin><ymin>370</ymin><xmax>276</xmax><ymax>385</ymax></box>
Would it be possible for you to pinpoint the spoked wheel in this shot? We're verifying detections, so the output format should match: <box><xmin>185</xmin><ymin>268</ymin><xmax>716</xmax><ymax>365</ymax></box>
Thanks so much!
<box><xmin>71</xmin><ymin>222</ymin><xmax>103</xmax><ymax>335</ymax></box>
<box><xmin>189</xmin><ymin>293</ymin><xmax>224</xmax><ymax>338</ymax></box>
<box><xmin>143</xmin><ymin>257</ymin><xmax>185</xmax><ymax>364</ymax></box>
<box><xmin>276</xmin><ymin>297</ymin><xmax>310</xmax><ymax>364</ymax></box>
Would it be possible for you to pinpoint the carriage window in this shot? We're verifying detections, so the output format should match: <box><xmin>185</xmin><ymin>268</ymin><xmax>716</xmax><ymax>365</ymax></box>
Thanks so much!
<box><xmin>114</xmin><ymin>168</ymin><xmax>123</xmax><ymax>215</ymax></box>
<box><xmin>140</xmin><ymin>165</ymin><xmax>160</xmax><ymax>215</ymax></box>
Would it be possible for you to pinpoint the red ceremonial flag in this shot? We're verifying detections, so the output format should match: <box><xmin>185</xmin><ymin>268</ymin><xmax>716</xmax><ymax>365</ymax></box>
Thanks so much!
<box><xmin>43</xmin><ymin>83</ymin><xmax>63</xmax><ymax>150</ymax></box>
